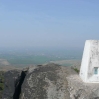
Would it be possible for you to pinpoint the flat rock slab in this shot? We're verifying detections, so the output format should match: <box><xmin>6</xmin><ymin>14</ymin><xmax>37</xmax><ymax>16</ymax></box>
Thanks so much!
<box><xmin>67</xmin><ymin>74</ymin><xmax>99</xmax><ymax>99</ymax></box>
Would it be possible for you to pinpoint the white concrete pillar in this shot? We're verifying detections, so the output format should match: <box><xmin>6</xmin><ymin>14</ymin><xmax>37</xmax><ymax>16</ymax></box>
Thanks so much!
<box><xmin>80</xmin><ymin>40</ymin><xmax>99</xmax><ymax>83</ymax></box>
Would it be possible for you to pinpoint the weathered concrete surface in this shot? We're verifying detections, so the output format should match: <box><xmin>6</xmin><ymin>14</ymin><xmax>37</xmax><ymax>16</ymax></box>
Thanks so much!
<box><xmin>80</xmin><ymin>40</ymin><xmax>99</xmax><ymax>83</ymax></box>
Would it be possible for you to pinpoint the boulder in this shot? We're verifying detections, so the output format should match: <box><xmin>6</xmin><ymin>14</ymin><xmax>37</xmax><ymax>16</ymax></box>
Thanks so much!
<box><xmin>20</xmin><ymin>63</ymin><xmax>70</xmax><ymax>99</ymax></box>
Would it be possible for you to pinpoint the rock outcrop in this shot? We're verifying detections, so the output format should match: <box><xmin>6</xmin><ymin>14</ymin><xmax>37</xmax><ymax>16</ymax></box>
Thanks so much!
<box><xmin>20</xmin><ymin>63</ymin><xmax>71</xmax><ymax>99</ymax></box>
<box><xmin>2</xmin><ymin>70</ymin><xmax>21</xmax><ymax>99</ymax></box>
<box><xmin>2</xmin><ymin>63</ymin><xmax>99</xmax><ymax>99</ymax></box>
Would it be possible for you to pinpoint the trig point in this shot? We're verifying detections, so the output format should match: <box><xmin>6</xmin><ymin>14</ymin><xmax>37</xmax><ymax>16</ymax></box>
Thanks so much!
<box><xmin>80</xmin><ymin>40</ymin><xmax>99</xmax><ymax>83</ymax></box>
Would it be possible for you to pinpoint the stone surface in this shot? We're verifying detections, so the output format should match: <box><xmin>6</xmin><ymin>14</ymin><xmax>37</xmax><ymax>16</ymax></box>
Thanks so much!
<box><xmin>67</xmin><ymin>74</ymin><xmax>99</xmax><ymax>99</ymax></box>
<box><xmin>80</xmin><ymin>40</ymin><xmax>99</xmax><ymax>83</ymax></box>
<box><xmin>2</xmin><ymin>70</ymin><xmax>21</xmax><ymax>99</ymax></box>
<box><xmin>20</xmin><ymin>63</ymin><xmax>72</xmax><ymax>99</ymax></box>
<box><xmin>3</xmin><ymin>63</ymin><xmax>99</xmax><ymax>99</ymax></box>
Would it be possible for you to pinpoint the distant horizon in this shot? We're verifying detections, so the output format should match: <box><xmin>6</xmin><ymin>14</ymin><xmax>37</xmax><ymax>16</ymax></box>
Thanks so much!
<box><xmin>0</xmin><ymin>46</ymin><xmax>84</xmax><ymax>51</ymax></box>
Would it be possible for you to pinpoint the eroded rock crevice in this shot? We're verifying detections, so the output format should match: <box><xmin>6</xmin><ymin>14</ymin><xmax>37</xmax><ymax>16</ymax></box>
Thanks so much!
<box><xmin>13</xmin><ymin>71</ymin><xmax>27</xmax><ymax>99</ymax></box>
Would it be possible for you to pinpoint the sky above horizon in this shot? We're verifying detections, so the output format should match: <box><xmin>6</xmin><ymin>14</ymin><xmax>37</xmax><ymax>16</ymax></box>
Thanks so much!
<box><xmin>0</xmin><ymin>0</ymin><xmax>99</xmax><ymax>49</ymax></box>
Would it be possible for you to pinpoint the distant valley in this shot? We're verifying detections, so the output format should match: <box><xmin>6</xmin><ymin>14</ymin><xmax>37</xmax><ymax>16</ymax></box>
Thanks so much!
<box><xmin>0</xmin><ymin>49</ymin><xmax>82</xmax><ymax>71</ymax></box>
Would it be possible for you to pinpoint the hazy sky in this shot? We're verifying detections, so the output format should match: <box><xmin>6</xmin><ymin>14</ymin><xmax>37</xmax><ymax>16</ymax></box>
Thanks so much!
<box><xmin>0</xmin><ymin>0</ymin><xmax>99</xmax><ymax>49</ymax></box>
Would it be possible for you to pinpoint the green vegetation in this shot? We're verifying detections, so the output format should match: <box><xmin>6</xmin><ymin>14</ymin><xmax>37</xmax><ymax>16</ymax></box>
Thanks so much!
<box><xmin>72</xmin><ymin>67</ymin><xmax>79</xmax><ymax>73</ymax></box>
<box><xmin>0</xmin><ymin>83</ymin><xmax>4</xmax><ymax>90</ymax></box>
<box><xmin>0</xmin><ymin>71</ymin><xmax>4</xmax><ymax>99</ymax></box>
<box><xmin>0</xmin><ymin>71</ymin><xmax>4</xmax><ymax>89</ymax></box>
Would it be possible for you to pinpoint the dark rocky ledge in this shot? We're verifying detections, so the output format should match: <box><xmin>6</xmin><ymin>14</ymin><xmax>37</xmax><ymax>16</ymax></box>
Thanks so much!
<box><xmin>13</xmin><ymin>70</ymin><xmax>27</xmax><ymax>99</ymax></box>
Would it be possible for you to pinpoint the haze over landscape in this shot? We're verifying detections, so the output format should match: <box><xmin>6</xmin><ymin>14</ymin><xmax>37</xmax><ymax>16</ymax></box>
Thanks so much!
<box><xmin>0</xmin><ymin>0</ymin><xmax>99</xmax><ymax>68</ymax></box>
